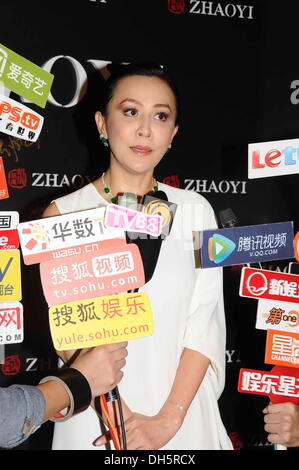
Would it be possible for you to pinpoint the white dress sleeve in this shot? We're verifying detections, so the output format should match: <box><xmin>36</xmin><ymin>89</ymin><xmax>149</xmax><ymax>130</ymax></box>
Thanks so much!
<box><xmin>182</xmin><ymin>193</ymin><xmax>226</xmax><ymax>399</ymax></box>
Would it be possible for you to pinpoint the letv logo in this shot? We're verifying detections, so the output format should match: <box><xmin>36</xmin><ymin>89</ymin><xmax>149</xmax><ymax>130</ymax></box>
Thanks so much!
<box><xmin>248</xmin><ymin>138</ymin><xmax>299</xmax><ymax>179</ymax></box>
<box><xmin>208</xmin><ymin>234</ymin><xmax>236</xmax><ymax>264</ymax></box>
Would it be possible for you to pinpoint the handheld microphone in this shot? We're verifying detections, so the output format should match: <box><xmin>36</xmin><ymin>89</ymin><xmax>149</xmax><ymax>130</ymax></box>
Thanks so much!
<box><xmin>105</xmin><ymin>191</ymin><xmax>175</xmax><ymax>409</ymax></box>
<box><xmin>104</xmin><ymin>190</ymin><xmax>174</xmax><ymax>452</ymax></box>
<box><xmin>219</xmin><ymin>208</ymin><xmax>238</xmax><ymax>229</ymax></box>
<box><xmin>115</xmin><ymin>190</ymin><xmax>174</xmax><ymax>283</ymax></box>
<box><xmin>127</xmin><ymin>190</ymin><xmax>174</xmax><ymax>283</ymax></box>
<box><xmin>105</xmin><ymin>192</ymin><xmax>174</xmax><ymax>402</ymax></box>
<box><xmin>218</xmin><ymin>208</ymin><xmax>261</xmax><ymax>269</ymax></box>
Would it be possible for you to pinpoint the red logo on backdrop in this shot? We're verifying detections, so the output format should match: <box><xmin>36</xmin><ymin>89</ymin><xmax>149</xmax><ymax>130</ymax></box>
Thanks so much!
<box><xmin>2</xmin><ymin>355</ymin><xmax>21</xmax><ymax>375</ymax></box>
<box><xmin>239</xmin><ymin>267</ymin><xmax>299</xmax><ymax>303</ymax></box>
<box><xmin>162</xmin><ymin>175</ymin><xmax>180</xmax><ymax>188</ymax></box>
<box><xmin>168</xmin><ymin>0</ymin><xmax>185</xmax><ymax>14</ymax></box>
<box><xmin>229</xmin><ymin>432</ymin><xmax>244</xmax><ymax>450</ymax></box>
<box><xmin>8</xmin><ymin>168</ymin><xmax>27</xmax><ymax>189</ymax></box>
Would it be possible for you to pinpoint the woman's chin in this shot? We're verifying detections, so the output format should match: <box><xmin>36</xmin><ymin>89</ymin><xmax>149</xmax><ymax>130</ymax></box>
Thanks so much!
<box><xmin>124</xmin><ymin>163</ymin><xmax>155</xmax><ymax>176</ymax></box>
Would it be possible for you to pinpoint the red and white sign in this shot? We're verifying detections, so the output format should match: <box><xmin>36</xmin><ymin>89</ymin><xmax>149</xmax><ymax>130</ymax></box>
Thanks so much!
<box><xmin>238</xmin><ymin>366</ymin><xmax>299</xmax><ymax>403</ymax></box>
<box><xmin>248</xmin><ymin>137</ymin><xmax>299</xmax><ymax>179</ymax></box>
<box><xmin>18</xmin><ymin>207</ymin><xmax>125</xmax><ymax>265</ymax></box>
<box><xmin>256</xmin><ymin>299</ymin><xmax>299</xmax><ymax>333</ymax></box>
<box><xmin>0</xmin><ymin>95</ymin><xmax>44</xmax><ymax>142</ymax></box>
<box><xmin>0</xmin><ymin>302</ymin><xmax>23</xmax><ymax>345</ymax></box>
<box><xmin>240</xmin><ymin>267</ymin><xmax>299</xmax><ymax>303</ymax></box>
<box><xmin>0</xmin><ymin>229</ymin><xmax>19</xmax><ymax>249</ymax></box>
<box><xmin>265</xmin><ymin>329</ymin><xmax>299</xmax><ymax>368</ymax></box>
<box><xmin>40</xmin><ymin>243</ymin><xmax>145</xmax><ymax>305</ymax></box>
<box><xmin>0</xmin><ymin>211</ymin><xmax>19</xmax><ymax>230</ymax></box>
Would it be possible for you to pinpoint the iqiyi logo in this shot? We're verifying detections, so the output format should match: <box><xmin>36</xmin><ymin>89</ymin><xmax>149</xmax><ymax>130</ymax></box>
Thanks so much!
<box><xmin>208</xmin><ymin>234</ymin><xmax>236</xmax><ymax>264</ymax></box>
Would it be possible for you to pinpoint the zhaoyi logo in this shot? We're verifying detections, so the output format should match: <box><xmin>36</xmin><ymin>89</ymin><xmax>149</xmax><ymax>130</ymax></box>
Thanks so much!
<box><xmin>208</xmin><ymin>233</ymin><xmax>236</xmax><ymax>264</ymax></box>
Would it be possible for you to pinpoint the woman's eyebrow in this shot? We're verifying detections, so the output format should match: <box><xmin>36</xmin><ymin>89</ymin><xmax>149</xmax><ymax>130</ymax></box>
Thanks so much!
<box><xmin>119</xmin><ymin>98</ymin><xmax>172</xmax><ymax>111</ymax></box>
<box><xmin>120</xmin><ymin>98</ymin><xmax>141</xmax><ymax>105</ymax></box>
<box><xmin>154</xmin><ymin>103</ymin><xmax>172</xmax><ymax>111</ymax></box>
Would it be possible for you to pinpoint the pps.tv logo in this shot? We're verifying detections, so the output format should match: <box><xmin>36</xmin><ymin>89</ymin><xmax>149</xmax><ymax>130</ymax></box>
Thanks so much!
<box><xmin>208</xmin><ymin>234</ymin><xmax>236</xmax><ymax>264</ymax></box>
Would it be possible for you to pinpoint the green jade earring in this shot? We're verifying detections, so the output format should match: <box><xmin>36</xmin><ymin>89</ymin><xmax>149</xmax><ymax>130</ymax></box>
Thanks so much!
<box><xmin>100</xmin><ymin>134</ymin><xmax>109</xmax><ymax>147</ymax></box>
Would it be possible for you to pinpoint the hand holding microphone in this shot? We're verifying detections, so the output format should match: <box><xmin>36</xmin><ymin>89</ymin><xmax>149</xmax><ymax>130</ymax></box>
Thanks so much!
<box><xmin>71</xmin><ymin>342</ymin><xmax>128</xmax><ymax>398</ymax></box>
<box><xmin>39</xmin><ymin>342</ymin><xmax>128</xmax><ymax>425</ymax></box>
<box><xmin>263</xmin><ymin>402</ymin><xmax>299</xmax><ymax>447</ymax></box>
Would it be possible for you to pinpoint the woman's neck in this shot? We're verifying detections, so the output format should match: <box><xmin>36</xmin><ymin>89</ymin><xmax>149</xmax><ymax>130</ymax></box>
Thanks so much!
<box><xmin>108</xmin><ymin>170</ymin><xmax>155</xmax><ymax>194</ymax></box>
<box><xmin>95</xmin><ymin>166</ymin><xmax>157</xmax><ymax>202</ymax></box>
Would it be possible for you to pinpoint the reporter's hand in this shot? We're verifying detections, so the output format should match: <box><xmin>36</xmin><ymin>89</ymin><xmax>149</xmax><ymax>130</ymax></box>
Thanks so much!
<box><xmin>263</xmin><ymin>402</ymin><xmax>299</xmax><ymax>447</ymax></box>
<box><xmin>71</xmin><ymin>342</ymin><xmax>128</xmax><ymax>397</ymax></box>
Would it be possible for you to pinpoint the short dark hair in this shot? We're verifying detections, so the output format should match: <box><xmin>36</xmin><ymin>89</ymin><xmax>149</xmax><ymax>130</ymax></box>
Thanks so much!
<box><xmin>100</xmin><ymin>62</ymin><xmax>180</xmax><ymax>125</ymax></box>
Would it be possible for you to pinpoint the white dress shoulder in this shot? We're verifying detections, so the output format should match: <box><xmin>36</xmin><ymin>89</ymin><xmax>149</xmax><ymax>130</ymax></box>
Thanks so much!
<box><xmin>51</xmin><ymin>182</ymin><xmax>233</xmax><ymax>450</ymax></box>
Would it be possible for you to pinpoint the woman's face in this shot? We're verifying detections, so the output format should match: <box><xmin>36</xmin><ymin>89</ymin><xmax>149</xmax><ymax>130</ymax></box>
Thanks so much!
<box><xmin>95</xmin><ymin>74</ymin><xmax>178</xmax><ymax>176</ymax></box>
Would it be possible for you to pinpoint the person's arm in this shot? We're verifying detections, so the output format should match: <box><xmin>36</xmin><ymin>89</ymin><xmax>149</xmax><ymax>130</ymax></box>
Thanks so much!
<box><xmin>42</xmin><ymin>201</ymin><xmax>60</xmax><ymax>218</ymax></box>
<box><xmin>0</xmin><ymin>343</ymin><xmax>127</xmax><ymax>449</ymax></box>
<box><xmin>95</xmin><ymin>348</ymin><xmax>209</xmax><ymax>449</ymax></box>
<box><xmin>36</xmin><ymin>380</ymin><xmax>72</xmax><ymax>423</ymax></box>
<box><xmin>0</xmin><ymin>377</ymin><xmax>87</xmax><ymax>449</ymax></box>
<box><xmin>124</xmin><ymin>348</ymin><xmax>209</xmax><ymax>450</ymax></box>
<box><xmin>263</xmin><ymin>402</ymin><xmax>299</xmax><ymax>447</ymax></box>
<box><xmin>0</xmin><ymin>384</ymin><xmax>45</xmax><ymax>449</ymax></box>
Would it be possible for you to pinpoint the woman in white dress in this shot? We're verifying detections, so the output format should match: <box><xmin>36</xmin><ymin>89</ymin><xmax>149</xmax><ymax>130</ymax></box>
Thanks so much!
<box><xmin>43</xmin><ymin>63</ymin><xmax>233</xmax><ymax>450</ymax></box>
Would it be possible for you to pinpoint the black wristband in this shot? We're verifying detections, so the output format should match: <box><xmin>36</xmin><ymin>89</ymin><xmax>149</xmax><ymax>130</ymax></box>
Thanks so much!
<box><xmin>56</xmin><ymin>368</ymin><xmax>92</xmax><ymax>414</ymax></box>
<box><xmin>39</xmin><ymin>368</ymin><xmax>92</xmax><ymax>421</ymax></box>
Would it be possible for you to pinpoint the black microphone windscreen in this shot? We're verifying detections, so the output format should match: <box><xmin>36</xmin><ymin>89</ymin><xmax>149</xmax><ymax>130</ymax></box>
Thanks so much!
<box><xmin>126</xmin><ymin>191</ymin><xmax>168</xmax><ymax>284</ymax></box>
<box><xmin>142</xmin><ymin>191</ymin><xmax>177</xmax><ymax>239</ymax></box>
<box><xmin>219</xmin><ymin>208</ymin><xmax>238</xmax><ymax>228</ymax></box>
